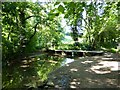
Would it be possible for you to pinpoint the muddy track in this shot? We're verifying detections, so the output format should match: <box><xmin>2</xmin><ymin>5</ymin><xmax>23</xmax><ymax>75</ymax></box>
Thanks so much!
<box><xmin>47</xmin><ymin>53</ymin><xmax>120</xmax><ymax>89</ymax></box>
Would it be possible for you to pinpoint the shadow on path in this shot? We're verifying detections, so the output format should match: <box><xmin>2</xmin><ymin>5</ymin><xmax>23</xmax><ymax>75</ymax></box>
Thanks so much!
<box><xmin>48</xmin><ymin>53</ymin><xmax>120</xmax><ymax>88</ymax></box>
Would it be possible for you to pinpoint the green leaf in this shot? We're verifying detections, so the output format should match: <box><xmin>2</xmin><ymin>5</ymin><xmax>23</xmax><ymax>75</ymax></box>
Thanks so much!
<box><xmin>82</xmin><ymin>2</ymin><xmax>86</xmax><ymax>7</ymax></box>
<box><xmin>69</xmin><ymin>2</ymin><xmax>75</xmax><ymax>8</ymax></box>
<box><xmin>54</xmin><ymin>2</ymin><xmax>60</xmax><ymax>6</ymax></box>
<box><xmin>55</xmin><ymin>13</ymin><xmax>59</xmax><ymax>16</ymax></box>
<box><xmin>64</xmin><ymin>14</ymin><xmax>69</xmax><ymax>18</ymax></box>
<box><xmin>58</xmin><ymin>5</ymin><xmax>64</xmax><ymax>13</ymax></box>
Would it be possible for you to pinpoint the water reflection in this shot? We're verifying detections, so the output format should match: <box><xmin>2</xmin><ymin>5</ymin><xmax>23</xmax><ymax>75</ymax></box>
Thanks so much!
<box><xmin>2</xmin><ymin>54</ymin><xmax>67</xmax><ymax>89</ymax></box>
<box><xmin>61</xmin><ymin>58</ymin><xmax>74</xmax><ymax>66</ymax></box>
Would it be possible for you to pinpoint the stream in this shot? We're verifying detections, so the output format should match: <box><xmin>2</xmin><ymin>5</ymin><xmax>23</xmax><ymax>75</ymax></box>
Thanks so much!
<box><xmin>2</xmin><ymin>52</ymin><xmax>77</xmax><ymax>89</ymax></box>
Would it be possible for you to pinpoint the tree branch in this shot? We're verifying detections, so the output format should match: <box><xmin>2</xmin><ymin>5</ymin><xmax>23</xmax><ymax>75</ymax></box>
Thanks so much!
<box><xmin>25</xmin><ymin>22</ymin><xmax>40</xmax><ymax>45</ymax></box>
<box><xmin>24</xmin><ymin>15</ymin><xmax>40</xmax><ymax>20</ymax></box>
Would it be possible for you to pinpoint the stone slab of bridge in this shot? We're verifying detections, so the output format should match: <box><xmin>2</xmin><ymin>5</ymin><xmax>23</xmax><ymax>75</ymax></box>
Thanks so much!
<box><xmin>52</xmin><ymin>50</ymin><xmax>104</xmax><ymax>57</ymax></box>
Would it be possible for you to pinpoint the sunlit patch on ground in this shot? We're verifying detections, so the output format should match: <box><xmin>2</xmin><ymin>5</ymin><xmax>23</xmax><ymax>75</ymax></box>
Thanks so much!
<box><xmin>70</xmin><ymin>85</ymin><xmax>77</xmax><ymax>88</ymax></box>
<box><xmin>70</xmin><ymin>68</ymin><xmax>78</xmax><ymax>72</ymax></box>
<box><xmin>48</xmin><ymin>53</ymin><xmax>120</xmax><ymax>88</ymax></box>
<box><xmin>81</xmin><ymin>60</ymin><xmax>93</xmax><ymax>64</ymax></box>
<box><xmin>102</xmin><ymin>58</ymin><xmax>114</xmax><ymax>60</ymax></box>
<box><xmin>90</xmin><ymin>61</ymin><xmax>120</xmax><ymax>74</ymax></box>
<box><xmin>22</xmin><ymin>58</ymin><xmax>36</xmax><ymax>64</ymax></box>
<box><xmin>20</xmin><ymin>64</ymin><xmax>30</xmax><ymax>68</ymax></box>
<box><xmin>102</xmin><ymin>57</ymin><xmax>120</xmax><ymax>61</ymax></box>
<box><xmin>22</xmin><ymin>60</ymin><xmax>28</xmax><ymax>63</ymax></box>
<box><xmin>70</xmin><ymin>81</ymin><xmax>80</xmax><ymax>86</ymax></box>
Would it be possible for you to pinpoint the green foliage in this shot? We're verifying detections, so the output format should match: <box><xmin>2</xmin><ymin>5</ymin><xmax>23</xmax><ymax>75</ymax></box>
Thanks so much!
<box><xmin>58</xmin><ymin>44</ymin><xmax>74</xmax><ymax>50</ymax></box>
<box><xmin>58</xmin><ymin>5</ymin><xmax>64</xmax><ymax>13</ymax></box>
<box><xmin>102</xmin><ymin>48</ymin><xmax>118</xmax><ymax>53</ymax></box>
<box><xmin>2</xmin><ymin>2</ymin><xmax>64</xmax><ymax>62</ymax></box>
<box><xmin>2</xmin><ymin>1</ymin><xmax>120</xmax><ymax>89</ymax></box>
<box><xmin>62</xmin><ymin>2</ymin><xmax>119</xmax><ymax>50</ymax></box>
<box><xmin>2</xmin><ymin>1</ymin><xmax>120</xmax><ymax>62</ymax></box>
<box><xmin>58</xmin><ymin>43</ymin><xmax>90</xmax><ymax>50</ymax></box>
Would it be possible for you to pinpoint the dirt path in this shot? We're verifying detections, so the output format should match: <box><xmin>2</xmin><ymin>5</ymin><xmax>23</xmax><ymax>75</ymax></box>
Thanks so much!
<box><xmin>47</xmin><ymin>53</ymin><xmax>120</xmax><ymax>88</ymax></box>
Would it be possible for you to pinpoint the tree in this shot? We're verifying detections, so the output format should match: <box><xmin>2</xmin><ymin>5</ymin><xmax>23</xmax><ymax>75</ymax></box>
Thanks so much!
<box><xmin>55</xmin><ymin>1</ymin><xmax>120</xmax><ymax>50</ymax></box>
<box><xmin>2</xmin><ymin>2</ymin><xmax>64</xmax><ymax>63</ymax></box>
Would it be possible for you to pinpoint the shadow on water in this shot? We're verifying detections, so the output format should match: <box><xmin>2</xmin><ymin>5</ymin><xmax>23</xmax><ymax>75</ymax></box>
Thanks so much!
<box><xmin>2</xmin><ymin>52</ymin><xmax>76</xmax><ymax>89</ymax></box>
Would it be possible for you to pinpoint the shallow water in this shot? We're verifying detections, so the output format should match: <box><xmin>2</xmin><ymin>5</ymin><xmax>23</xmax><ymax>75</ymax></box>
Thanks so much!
<box><xmin>2</xmin><ymin>53</ymin><xmax>76</xmax><ymax>89</ymax></box>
